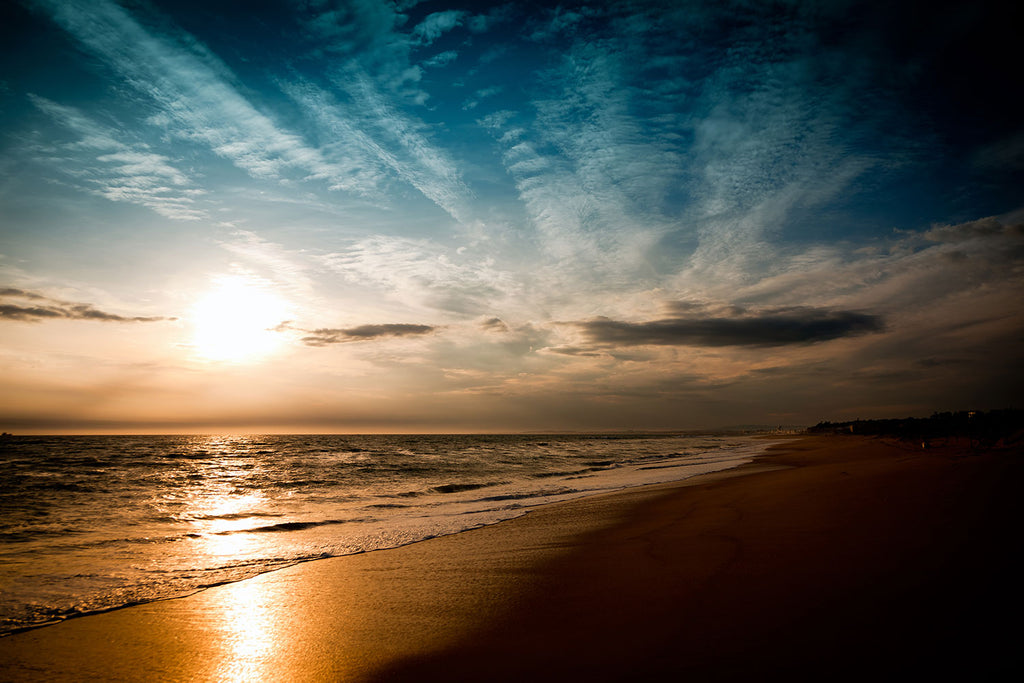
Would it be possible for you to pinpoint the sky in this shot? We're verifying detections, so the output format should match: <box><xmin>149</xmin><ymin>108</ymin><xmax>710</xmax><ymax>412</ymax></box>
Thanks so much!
<box><xmin>1</xmin><ymin>0</ymin><xmax>1021</xmax><ymax>433</ymax></box>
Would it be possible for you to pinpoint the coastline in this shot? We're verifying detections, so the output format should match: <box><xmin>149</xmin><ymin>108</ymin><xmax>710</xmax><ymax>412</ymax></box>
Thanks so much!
<box><xmin>0</xmin><ymin>434</ymin><xmax>1019</xmax><ymax>681</ymax></box>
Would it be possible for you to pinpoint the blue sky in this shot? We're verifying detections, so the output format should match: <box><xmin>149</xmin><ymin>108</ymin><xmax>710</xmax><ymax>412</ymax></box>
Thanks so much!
<box><xmin>1</xmin><ymin>0</ymin><xmax>1021</xmax><ymax>432</ymax></box>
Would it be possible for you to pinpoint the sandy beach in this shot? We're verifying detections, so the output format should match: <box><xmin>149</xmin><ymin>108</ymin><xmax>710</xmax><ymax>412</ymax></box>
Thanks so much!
<box><xmin>1</xmin><ymin>434</ymin><xmax>1019</xmax><ymax>681</ymax></box>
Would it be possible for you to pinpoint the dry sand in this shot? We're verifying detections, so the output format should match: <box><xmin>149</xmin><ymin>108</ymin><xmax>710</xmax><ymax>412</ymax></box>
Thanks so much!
<box><xmin>0</xmin><ymin>435</ymin><xmax>1019</xmax><ymax>681</ymax></box>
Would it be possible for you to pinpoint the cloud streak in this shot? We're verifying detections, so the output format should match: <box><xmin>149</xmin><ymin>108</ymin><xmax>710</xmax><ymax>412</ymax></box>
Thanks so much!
<box><xmin>282</xmin><ymin>76</ymin><xmax>473</xmax><ymax>222</ymax></box>
<box><xmin>319</xmin><ymin>234</ymin><xmax>520</xmax><ymax>316</ymax></box>
<box><xmin>30</xmin><ymin>0</ymin><xmax>361</xmax><ymax>195</ymax></box>
<box><xmin>0</xmin><ymin>288</ymin><xmax>172</xmax><ymax>323</ymax></box>
<box><xmin>27</xmin><ymin>96</ymin><xmax>206</xmax><ymax>220</ymax></box>
<box><xmin>411</xmin><ymin>10</ymin><xmax>465</xmax><ymax>46</ymax></box>
<box><xmin>576</xmin><ymin>308</ymin><xmax>885</xmax><ymax>348</ymax></box>
<box><xmin>301</xmin><ymin>323</ymin><xmax>436</xmax><ymax>347</ymax></box>
<box><xmin>288</xmin><ymin>2</ymin><xmax>477</xmax><ymax>223</ymax></box>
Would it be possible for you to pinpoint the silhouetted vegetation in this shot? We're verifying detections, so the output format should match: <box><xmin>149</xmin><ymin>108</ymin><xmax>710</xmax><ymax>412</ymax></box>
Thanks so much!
<box><xmin>807</xmin><ymin>409</ymin><xmax>1024</xmax><ymax>448</ymax></box>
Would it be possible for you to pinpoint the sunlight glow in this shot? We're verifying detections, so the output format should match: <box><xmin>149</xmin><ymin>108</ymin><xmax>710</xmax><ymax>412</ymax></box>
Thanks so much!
<box><xmin>191</xmin><ymin>276</ymin><xmax>291</xmax><ymax>362</ymax></box>
<box><xmin>218</xmin><ymin>578</ymin><xmax>277</xmax><ymax>682</ymax></box>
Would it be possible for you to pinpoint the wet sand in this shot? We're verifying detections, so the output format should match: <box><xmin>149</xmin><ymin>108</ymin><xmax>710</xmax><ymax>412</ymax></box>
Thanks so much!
<box><xmin>1</xmin><ymin>435</ymin><xmax>1019</xmax><ymax>681</ymax></box>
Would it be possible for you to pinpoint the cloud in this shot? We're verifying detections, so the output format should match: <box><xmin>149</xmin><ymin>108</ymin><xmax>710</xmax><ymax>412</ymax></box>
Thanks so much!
<box><xmin>301</xmin><ymin>323</ymin><xmax>435</xmax><ymax>347</ymax></box>
<box><xmin>462</xmin><ymin>85</ymin><xmax>502</xmax><ymax>110</ymax></box>
<box><xmin>423</xmin><ymin>50</ymin><xmax>458</xmax><ymax>68</ymax></box>
<box><xmin>341</xmin><ymin>70</ymin><xmax>473</xmax><ymax>223</ymax></box>
<box><xmin>35</xmin><ymin>0</ymin><xmax>461</xmax><ymax>226</ymax></box>
<box><xmin>472</xmin><ymin>1</ymin><xmax>916</xmax><ymax>300</ymax></box>
<box><xmin>529</xmin><ymin>6</ymin><xmax>596</xmax><ymax>41</ymax></box>
<box><xmin>477</xmin><ymin>23</ymin><xmax>702</xmax><ymax>290</ymax></box>
<box><xmin>576</xmin><ymin>308</ymin><xmax>885</xmax><ymax>348</ymax></box>
<box><xmin>0</xmin><ymin>288</ymin><xmax>46</xmax><ymax>300</ymax></box>
<box><xmin>480</xmin><ymin>317</ymin><xmax>508</xmax><ymax>332</ymax></box>
<box><xmin>726</xmin><ymin>216</ymin><xmax>1024</xmax><ymax>315</ymax></box>
<box><xmin>923</xmin><ymin>216</ymin><xmax>1022</xmax><ymax>244</ymax></box>
<box><xmin>545</xmin><ymin>345</ymin><xmax>603</xmax><ymax>358</ymax></box>
<box><xmin>467</xmin><ymin>4</ymin><xmax>515</xmax><ymax>34</ymax></box>
<box><xmin>294</xmin><ymin>0</ymin><xmax>421</xmax><ymax>96</ymax></box>
<box><xmin>289</xmin><ymin>3</ymin><xmax>478</xmax><ymax>223</ymax></box>
<box><xmin>282</xmin><ymin>75</ymin><xmax>473</xmax><ymax>223</ymax></box>
<box><xmin>26</xmin><ymin>96</ymin><xmax>206</xmax><ymax>220</ymax></box>
<box><xmin>411</xmin><ymin>10</ymin><xmax>465</xmax><ymax>46</ymax></box>
<box><xmin>972</xmin><ymin>130</ymin><xmax>1024</xmax><ymax>170</ymax></box>
<box><xmin>319</xmin><ymin>234</ymin><xmax>520</xmax><ymax>316</ymax></box>
<box><xmin>32</xmin><ymin>0</ymin><xmax>359</xmax><ymax>194</ymax></box>
<box><xmin>0</xmin><ymin>288</ymin><xmax>172</xmax><ymax>323</ymax></box>
<box><xmin>217</xmin><ymin>230</ymin><xmax>318</xmax><ymax>299</ymax></box>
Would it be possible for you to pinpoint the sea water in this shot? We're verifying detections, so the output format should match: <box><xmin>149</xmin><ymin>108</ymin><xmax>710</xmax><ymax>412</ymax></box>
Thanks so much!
<box><xmin>0</xmin><ymin>433</ymin><xmax>771</xmax><ymax>635</ymax></box>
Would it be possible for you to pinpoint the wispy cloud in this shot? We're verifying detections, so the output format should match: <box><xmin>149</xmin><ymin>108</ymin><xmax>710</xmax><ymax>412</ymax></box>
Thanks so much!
<box><xmin>281</xmin><ymin>76</ymin><xmax>472</xmax><ymax>223</ymax></box>
<box><xmin>462</xmin><ymin>85</ymin><xmax>502</xmax><ymax>110</ymax></box>
<box><xmin>467</xmin><ymin>4</ymin><xmax>515</xmax><ymax>34</ymax></box>
<box><xmin>320</xmin><ymin>234</ymin><xmax>520</xmax><ymax>316</ymax></box>
<box><xmin>216</xmin><ymin>230</ymin><xmax>318</xmax><ymax>300</ymax></box>
<box><xmin>529</xmin><ymin>5</ymin><xmax>596</xmax><ymax>41</ymax></box>
<box><xmin>472</xmin><ymin>2</ymin><xmax>913</xmax><ymax>302</ymax></box>
<box><xmin>411</xmin><ymin>10</ymin><xmax>465</xmax><ymax>46</ymax></box>
<box><xmin>290</xmin><ymin>3</ymin><xmax>477</xmax><ymax>224</ymax></box>
<box><xmin>423</xmin><ymin>50</ymin><xmax>458</xmax><ymax>68</ymax></box>
<box><xmin>26</xmin><ymin>96</ymin><xmax>206</xmax><ymax>220</ymax></box>
<box><xmin>31</xmin><ymin>0</ymin><xmax>359</xmax><ymax>194</ymax></box>
<box><xmin>731</xmin><ymin>216</ymin><xmax>1024</xmax><ymax>313</ymax></box>
<box><xmin>0</xmin><ymin>288</ymin><xmax>172</xmax><ymax>323</ymax></box>
<box><xmin>35</xmin><ymin>0</ymin><xmax>475</xmax><ymax>225</ymax></box>
<box><xmin>294</xmin><ymin>0</ymin><xmax>420</xmax><ymax>95</ymax></box>
<box><xmin>340</xmin><ymin>69</ymin><xmax>474</xmax><ymax>223</ymax></box>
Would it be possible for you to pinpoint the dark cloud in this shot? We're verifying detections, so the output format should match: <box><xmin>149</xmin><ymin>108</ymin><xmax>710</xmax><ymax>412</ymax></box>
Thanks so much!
<box><xmin>546</xmin><ymin>345</ymin><xmax>603</xmax><ymax>357</ymax></box>
<box><xmin>924</xmin><ymin>217</ymin><xmax>1023</xmax><ymax>244</ymax></box>
<box><xmin>662</xmin><ymin>300</ymin><xmax>748</xmax><ymax>317</ymax></box>
<box><xmin>0</xmin><ymin>288</ymin><xmax>47</xmax><ymax>300</ymax></box>
<box><xmin>480</xmin><ymin>317</ymin><xmax>509</xmax><ymax>332</ymax></box>
<box><xmin>577</xmin><ymin>308</ymin><xmax>885</xmax><ymax>348</ymax></box>
<box><xmin>302</xmin><ymin>323</ymin><xmax>436</xmax><ymax>347</ymax></box>
<box><xmin>0</xmin><ymin>288</ymin><xmax>171</xmax><ymax>323</ymax></box>
<box><xmin>915</xmin><ymin>357</ymin><xmax>969</xmax><ymax>369</ymax></box>
<box><xmin>0</xmin><ymin>304</ymin><xmax>66</xmax><ymax>321</ymax></box>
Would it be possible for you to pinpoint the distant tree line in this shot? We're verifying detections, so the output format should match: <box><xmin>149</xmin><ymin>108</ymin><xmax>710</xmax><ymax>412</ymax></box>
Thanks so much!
<box><xmin>807</xmin><ymin>409</ymin><xmax>1024</xmax><ymax>446</ymax></box>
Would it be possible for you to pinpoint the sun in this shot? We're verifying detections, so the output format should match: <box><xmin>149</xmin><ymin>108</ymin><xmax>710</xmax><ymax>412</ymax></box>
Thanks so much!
<box><xmin>191</xmin><ymin>276</ymin><xmax>291</xmax><ymax>362</ymax></box>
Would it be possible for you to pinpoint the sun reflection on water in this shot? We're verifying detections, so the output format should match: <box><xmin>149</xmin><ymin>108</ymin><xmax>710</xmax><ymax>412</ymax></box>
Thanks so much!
<box><xmin>217</xmin><ymin>577</ymin><xmax>278</xmax><ymax>682</ymax></box>
<box><xmin>167</xmin><ymin>437</ymin><xmax>285</xmax><ymax>678</ymax></box>
<box><xmin>149</xmin><ymin>435</ymin><xmax>286</xmax><ymax>576</ymax></box>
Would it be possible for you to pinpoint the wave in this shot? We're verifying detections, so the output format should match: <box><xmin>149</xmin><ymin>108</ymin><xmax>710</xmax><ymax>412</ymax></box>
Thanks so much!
<box><xmin>530</xmin><ymin>469</ymin><xmax>585</xmax><ymax>479</ymax></box>
<box><xmin>429</xmin><ymin>481</ymin><xmax>498</xmax><ymax>494</ymax></box>
<box><xmin>214</xmin><ymin>518</ymin><xmax>371</xmax><ymax>535</ymax></box>
<box><xmin>475</xmin><ymin>486</ymin><xmax>579</xmax><ymax>503</ymax></box>
<box><xmin>188</xmin><ymin>511</ymin><xmax>285</xmax><ymax>521</ymax></box>
<box><xmin>17</xmin><ymin>480</ymin><xmax>107</xmax><ymax>494</ymax></box>
<box><xmin>638</xmin><ymin>463</ymin><xmax>688</xmax><ymax>471</ymax></box>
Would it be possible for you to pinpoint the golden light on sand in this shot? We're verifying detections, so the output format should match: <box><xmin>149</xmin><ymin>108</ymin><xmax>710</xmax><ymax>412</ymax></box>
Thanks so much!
<box><xmin>191</xmin><ymin>276</ymin><xmax>291</xmax><ymax>362</ymax></box>
<box><xmin>218</xmin><ymin>578</ymin><xmax>277</xmax><ymax>682</ymax></box>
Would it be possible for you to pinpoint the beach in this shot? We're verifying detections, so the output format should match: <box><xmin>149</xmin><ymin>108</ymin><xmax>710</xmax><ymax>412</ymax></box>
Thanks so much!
<box><xmin>1</xmin><ymin>434</ymin><xmax>1019</xmax><ymax>681</ymax></box>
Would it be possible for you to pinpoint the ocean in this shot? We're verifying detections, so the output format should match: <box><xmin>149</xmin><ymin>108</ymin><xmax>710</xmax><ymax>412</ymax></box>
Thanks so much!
<box><xmin>0</xmin><ymin>433</ymin><xmax>772</xmax><ymax>635</ymax></box>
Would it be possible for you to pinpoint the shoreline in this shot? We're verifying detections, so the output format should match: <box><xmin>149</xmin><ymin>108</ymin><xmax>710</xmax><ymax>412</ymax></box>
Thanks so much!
<box><xmin>0</xmin><ymin>434</ymin><xmax>776</xmax><ymax>639</ymax></box>
<box><xmin>1</xmin><ymin>434</ymin><xmax>1019</xmax><ymax>680</ymax></box>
